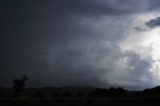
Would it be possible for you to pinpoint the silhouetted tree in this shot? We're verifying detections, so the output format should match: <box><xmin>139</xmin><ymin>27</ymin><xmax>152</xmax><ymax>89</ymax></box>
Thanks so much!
<box><xmin>89</xmin><ymin>88</ymin><xmax>109</xmax><ymax>97</ymax></box>
<box><xmin>13</xmin><ymin>75</ymin><xmax>28</xmax><ymax>97</ymax></box>
<box><xmin>77</xmin><ymin>92</ymin><xmax>85</xmax><ymax>97</ymax></box>
<box><xmin>108</xmin><ymin>87</ymin><xmax>126</xmax><ymax>97</ymax></box>
<box><xmin>62</xmin><ymin>91</ymin><xmax>72</xmax><ymax>97</ymax></box>
<box><xmin>115</xmin><ymin>87</ymin><xmax>126</xmax><ymax>96</ymax></box>
<box><xmin>52</xmin><ymin>92</ymin><xmax>60</xmax><ymax>98</ymax></box>
<box><xmin>33</xmin><ymin>91</ymin><xmax>45</xmax><ymax>98</ymax></box>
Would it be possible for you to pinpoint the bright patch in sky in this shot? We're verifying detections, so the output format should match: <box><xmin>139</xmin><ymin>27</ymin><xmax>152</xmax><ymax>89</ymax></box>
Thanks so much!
<box><xmin>120</xmin><ymin>12</ymin><xmax>160</xmax><ymax>86</ymax></box>
<box><xmin>144</xmin><ymin>29</ymin><xmax>160</xmax><ymax>78</ymax></box>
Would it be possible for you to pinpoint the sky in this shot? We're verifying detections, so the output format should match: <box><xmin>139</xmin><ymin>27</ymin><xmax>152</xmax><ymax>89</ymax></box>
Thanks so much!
<box><xmin>1</xmin><ymin>0</ymin><xmax>160</xmax><ymax>90</ymax></box>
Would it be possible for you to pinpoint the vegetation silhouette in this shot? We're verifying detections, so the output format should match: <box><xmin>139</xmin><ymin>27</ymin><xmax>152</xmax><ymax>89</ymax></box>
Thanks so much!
<box><xmin>1</xmin><ymin>76</ymin><xmax>160</xmax><ymax>105</ymax></box>
<box><xmin>13</xmin><ymin>75</ymin><xmax>28</xmax><ymax>97</ymax></box>
<box><xmin>52</xmin><ymin>92</ymin><xmax>60</xmax><ymax>98</ymax></box>
<box><xmin>77</xmin><ymin>92</ymin><xmax>85</xmax><ymax>97</ymax></box>
<box><xmin>62</xmin><ymin>91</ymin><xmax>72</xmax><ymax>97</ymax></box>
<box><xmin>1</xmin><ymin>85</ymin><xmax>160</xmax><ymax>105</ymax></box>
<box><xmin>32</xmin><ymin>91</ymin><xmax>45</xmax><ymax>98</ymax></box>
<box><xmin>88</xmin><ymin>87</ymin><xmax>126</xmax><ymax>98</ymax></box>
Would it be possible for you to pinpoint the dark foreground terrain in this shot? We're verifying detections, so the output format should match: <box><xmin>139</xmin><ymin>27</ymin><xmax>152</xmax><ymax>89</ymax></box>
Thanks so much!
<box><xmin>1</xmin><ymin>86</ymin><xmax>160</xmax><ymax>106</ymax></box>
<box><xmin>1</xmin><ymin>98</ymin><xmax>160</xmax><ymax>106</ymax></box>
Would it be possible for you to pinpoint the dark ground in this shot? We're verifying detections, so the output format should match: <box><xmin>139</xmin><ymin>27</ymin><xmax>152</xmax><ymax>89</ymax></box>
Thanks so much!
<box><xmin>1</xmin><ymin>98</ymin><xmax>160</xmax><ymax>106</ymax></box>
<box><xmin>1</xmin><ymin>86</ymin><xmax>160</xmax><ymax>106</ymax></box>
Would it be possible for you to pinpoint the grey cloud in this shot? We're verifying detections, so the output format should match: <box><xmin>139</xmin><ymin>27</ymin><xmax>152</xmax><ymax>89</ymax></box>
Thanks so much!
<box><xmin>101</xmin><ymin>48</ymin><xmax>154</xmax><ymax>90</ymax></box>
<box><xmin>146</xmin><ymin>17</ymin><xmax>160</xmax><ymax>28</ymax></box>
<box><xmin>29</xmin><ymin>40</ymin><xmax>153</xmax><ymax>90</ymax></box>
<box><xmin>0</xmin><ymin>0</ymin><xmax>158</xmax><ymax>90</ymax></box>
<box><xmin>147</xmin><ymin>0</ymin><xmax>160</xmax><ymax>10</ymax></box>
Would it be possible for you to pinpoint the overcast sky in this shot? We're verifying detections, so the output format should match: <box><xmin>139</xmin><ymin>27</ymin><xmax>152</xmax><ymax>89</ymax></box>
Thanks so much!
<box><xmin>1</xmin><ymin>0</ymin><xmax>160</xmax><ymax>90</ymax></box>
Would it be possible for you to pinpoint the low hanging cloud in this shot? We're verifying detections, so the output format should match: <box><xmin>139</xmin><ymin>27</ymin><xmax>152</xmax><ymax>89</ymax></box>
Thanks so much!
<box><xmin>146</xmin><ymin>17</ymin><xmax>160</xmax><ymax>28</ymax></box>
<box><xmin>30</xmin><ymin>40</ymin><xmax>154</xmax><ymax>90</ymax></box>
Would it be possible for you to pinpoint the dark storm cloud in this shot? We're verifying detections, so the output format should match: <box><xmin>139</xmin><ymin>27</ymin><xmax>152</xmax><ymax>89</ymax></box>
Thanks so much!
<box><xmin>27</xmin><ymin>40</ymin><xmax>154</xmax><ymax>89</ymax></box>
<box><xmin>147</xmin><ymin>0</ymin><xmax>160</xmax><ymax>10</ymax></box>
<box><xmin>0</xmin><ymin>0</ymin><xmax>158</xmax><ymax>89</ymax></box>
<box><xmin>146</xmin><ymin>17</ymin><xmax>160</xmax><ymax>28</ymax></box>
